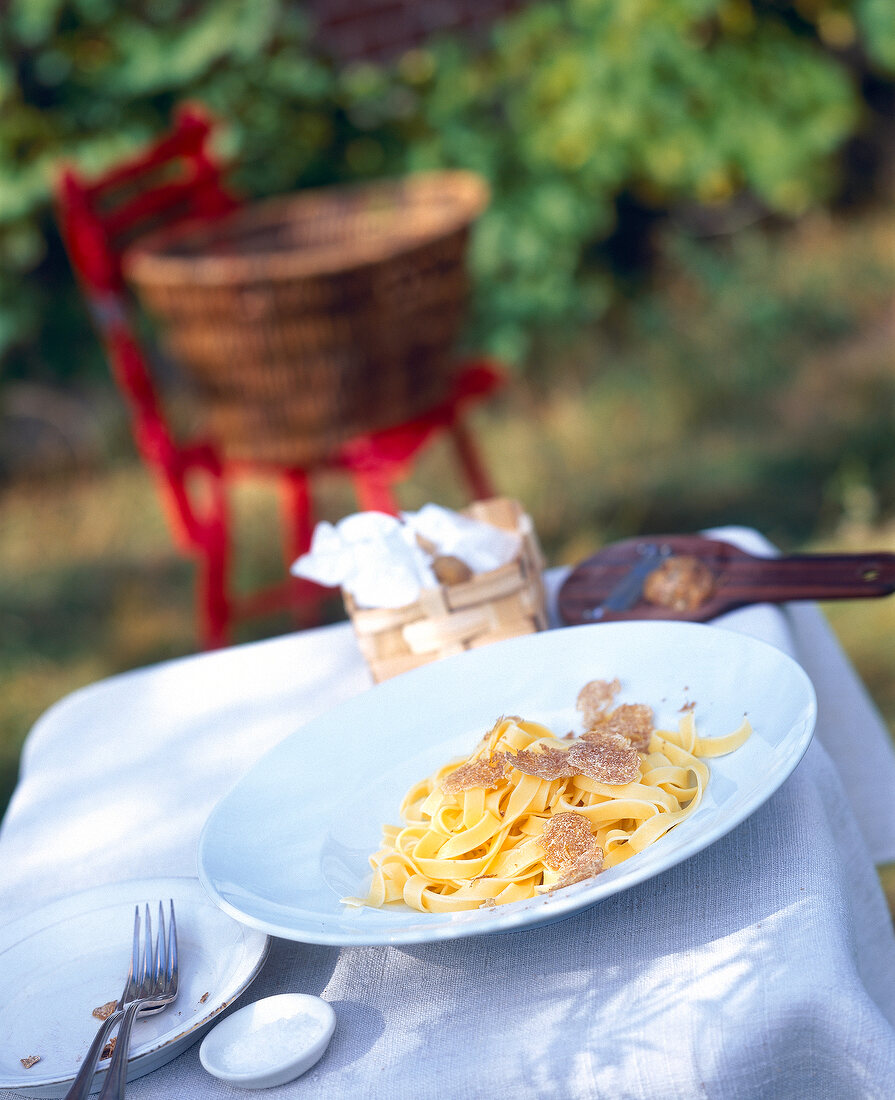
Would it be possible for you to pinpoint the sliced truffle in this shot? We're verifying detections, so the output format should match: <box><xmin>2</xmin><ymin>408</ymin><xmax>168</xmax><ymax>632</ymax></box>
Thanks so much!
<box><xmin>576</xmin><ymin>678</ymin><xmax>621</xmax><ymax>727</ymax></box>
<box><xmin>507</xmin><ymin>745</ymin><xmax>577</xmax><ymax>780</ymax></box>
<box><xmin>541</xmin><ymin>812</ymin><xmax>604</xmax><ymax>887</ymax></box>
<box><xmin>555</xmin><ymin>850</ymin><xmax>605</xmax><ymax>889</ymax></box>
<box><xmin>585</xmin><ymin>702</ymin><xmax>654</xmax><ymax>751</ymax></box>
<box><xmin>441</xmin><ymin>756</ymin><xmax>507</xmax><ymax>794</ymax></box>
<box><xmin>541</xmin><ymin>812</ymin><xmax>596</xmax><ymax>869</ymax></box>
<box><xmin>567</xmin><ymin>732</ymin><xmax>641</xmax><ymax>785</ymax></box>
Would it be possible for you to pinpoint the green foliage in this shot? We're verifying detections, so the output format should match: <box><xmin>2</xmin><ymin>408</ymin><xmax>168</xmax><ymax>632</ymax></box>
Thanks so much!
<box><xmin>400</xmin><ymin>0</ymin><xmax>864</xmax><ymax>358</ymax></box>
<box><xmin>855</xmin><ymin>0</ymin><xmax>895</xmax><ymax>70</ymax></box>
<box><xmin>0</xmin><ymin>0</ymin><xmax>892</xmax><ymax>383</ymax></box>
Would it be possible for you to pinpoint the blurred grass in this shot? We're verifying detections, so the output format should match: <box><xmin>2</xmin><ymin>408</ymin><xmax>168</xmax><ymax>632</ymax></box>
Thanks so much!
<box><xmin>2</xmin><ymin>207</ymin><xmax>895</xmax><ymax>915</ymax></box>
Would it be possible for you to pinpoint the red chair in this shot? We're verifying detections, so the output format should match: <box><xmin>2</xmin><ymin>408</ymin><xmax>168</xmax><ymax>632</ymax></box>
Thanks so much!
<box><xmin>55</xmin><ymin>104</ymin><xmax>504</xmax><ymax>649</ymax></box>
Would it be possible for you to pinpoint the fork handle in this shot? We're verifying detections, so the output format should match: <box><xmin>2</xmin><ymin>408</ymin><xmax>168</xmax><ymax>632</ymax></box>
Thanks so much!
<box><xmin>62</xmin><ymin>1009</ymin><xmax>123</xmax><ymax>1100</ymax></box>
<box><xmin>96</xmin><ymin>1001</ymin><xmax>141</xmax><ymax>1100</ymax></box>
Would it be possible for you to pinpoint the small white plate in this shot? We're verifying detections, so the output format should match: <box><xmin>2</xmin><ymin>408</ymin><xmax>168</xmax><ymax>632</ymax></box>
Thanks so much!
<box><xmin>199</xmin><ymin>993</ymin><xmax>336</xmax><ymax>1088</ymax></box>
<box><xmin>0</xmin><ymin>876</ymin><xmax>269</xmax><ymax>1097</ymax></box>
<box><xmin>198</xmin><ymin>621</ymin><xmax>817</xmax><ymax>946</ymax></box>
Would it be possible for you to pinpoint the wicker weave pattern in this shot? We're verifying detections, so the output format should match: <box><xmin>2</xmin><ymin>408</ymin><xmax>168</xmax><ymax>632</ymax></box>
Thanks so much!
<box><xmin>345</xmin><ymin>499</ymin><xmax>548</xmax><ymax>682</ymax></box>
<box><xmin>123</xmin><ymin>172</ymin><xmax>489</xmax><ymax>466</ymax></box>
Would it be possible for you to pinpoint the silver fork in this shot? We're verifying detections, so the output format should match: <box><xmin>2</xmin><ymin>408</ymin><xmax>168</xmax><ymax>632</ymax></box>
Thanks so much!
<box><xmin>63</xmin><ymin>904</ymin><xmax>146</xmax><ymax>1100</ymax></box>
<box><xmin>96</xmin><ymin>900</ymin><xmax>178</xmax><ymax>1100</ymax></box>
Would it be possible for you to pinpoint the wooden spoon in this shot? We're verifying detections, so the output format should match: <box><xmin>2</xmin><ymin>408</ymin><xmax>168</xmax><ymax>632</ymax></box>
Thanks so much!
<box><xmin>558</xmin><ymin>534</ymin><xmax>895</xmax><ymax>625</ymax></box>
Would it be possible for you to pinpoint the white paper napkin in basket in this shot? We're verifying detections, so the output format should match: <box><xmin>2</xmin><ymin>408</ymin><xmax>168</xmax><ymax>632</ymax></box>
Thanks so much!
<box><xmin>291</xmin><ymin>504</ymin><xmax>521</xmax><ymax>609</ymax></box>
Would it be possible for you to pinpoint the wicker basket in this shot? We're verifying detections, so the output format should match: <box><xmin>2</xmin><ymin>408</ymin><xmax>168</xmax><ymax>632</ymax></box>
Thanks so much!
<box><xmin>123</xmin><ymin>171</ymin><xmax>489</xmax><ymax>466</ymax></box>
<box><xmin>345</xmin><ymin>498</ymin><xmax>548</xmax><ymax>683</ymax></box>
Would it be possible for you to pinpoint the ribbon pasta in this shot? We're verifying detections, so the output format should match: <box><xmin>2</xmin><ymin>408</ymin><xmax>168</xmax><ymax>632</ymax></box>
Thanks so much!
<box><xmin>348</xmin><ymin>696</ymin><xmax>752</xmax><ymax>914</ymax></box>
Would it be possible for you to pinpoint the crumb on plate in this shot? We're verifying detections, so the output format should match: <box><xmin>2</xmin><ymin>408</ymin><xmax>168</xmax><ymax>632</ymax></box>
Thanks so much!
<box><xmin>92</xmin><ymin>999</ymin><xmax>117</xmax><ymax>1020</ymax></box>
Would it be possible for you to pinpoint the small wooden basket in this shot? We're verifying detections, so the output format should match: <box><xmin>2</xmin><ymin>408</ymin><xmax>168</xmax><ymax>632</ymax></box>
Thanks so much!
<box><xmin>345</xmin><ymin>498</ymin><xmax>548</xmax><ymax>682</ymax></box>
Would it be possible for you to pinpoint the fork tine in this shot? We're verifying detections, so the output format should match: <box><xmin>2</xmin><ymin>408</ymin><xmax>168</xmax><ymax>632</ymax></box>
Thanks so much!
<box><xmin>141</xmin><ymin>902</ymin><xmax>152</xmax><ymax>994</ymax></box>
<box><xmin>168</xmin><ymin>899</ymin><xmax>178</xmax><ymax>992</ymax></box>
<box><xmin>156</xmin><ymin>900</ymin><xmax>166</xmax><ymax>989</ymax></box>
<box><xmin>125</xmin><ymin>905</ymin><xmax>140</xmax><ymax>1001</ymax></box>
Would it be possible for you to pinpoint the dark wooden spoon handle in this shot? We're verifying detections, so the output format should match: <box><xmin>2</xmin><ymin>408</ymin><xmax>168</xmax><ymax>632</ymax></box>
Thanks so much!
<box><xmin>721</xmin><ymin>553</ymin><xmax>895</xmax><ymax>601</ymax></box>
<box><xmin>558</xmin><ymin>539</ymin><xmax>895</xmax><ymax>626</ymax></box>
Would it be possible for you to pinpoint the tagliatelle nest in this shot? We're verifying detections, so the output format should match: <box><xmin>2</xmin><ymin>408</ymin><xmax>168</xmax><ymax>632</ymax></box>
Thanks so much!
<box><xmin>351</xmin><ymin>676</ymin><xmax>754</xmax><ymax>914</ymax></box>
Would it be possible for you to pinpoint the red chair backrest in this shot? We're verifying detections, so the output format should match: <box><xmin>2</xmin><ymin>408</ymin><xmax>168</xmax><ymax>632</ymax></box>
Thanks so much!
<box><xmin>54</xmin><ymin>103</ymin><xmax>239</xmax><ymax>437</ymax></box>
<box><xmin>56</xmin><ymin>103</ymin><xmax>238</xmax><ymax>295</ymax></box>
<box><xmin>54</xmin><ymin>104</ymin><xmax>239</xmax><ymax>549</ymax></box>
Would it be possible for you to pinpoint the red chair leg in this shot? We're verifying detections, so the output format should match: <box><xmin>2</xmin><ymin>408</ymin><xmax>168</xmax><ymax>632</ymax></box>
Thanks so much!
<box><xmin>352</xmin><ymin>471</ymin><xmax>402</xmax><ymax>515</ymax></box>
<box><xmin>281</xmin><ymin>468</ymin><xmax>327</xmax><ymax>624</ymax></box>
<box><xmin>281</xmin><ymin>469</ymin><xmax>315</xmax><ymax>563</ymax></box>
<box><xmin>195</xmin><ymin>525</ymin><xmax>231</xmax><ymax>650</ymax></box>
<box><xmin>182</xmin><ymin>464</ymin><xmax>232</xmax><ymax>650</ymax></box>
<box><xmin>449</xmin><ymin>419</ymin><xmax>496</xmax><ymax>501</ymax></box>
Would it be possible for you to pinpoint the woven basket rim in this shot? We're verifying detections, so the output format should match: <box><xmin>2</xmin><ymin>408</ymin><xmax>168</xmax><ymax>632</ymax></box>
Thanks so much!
<box><xmin>123</xmin><ymin>169</ymin><xmax>489</xmax><ymax>288</ymax></box>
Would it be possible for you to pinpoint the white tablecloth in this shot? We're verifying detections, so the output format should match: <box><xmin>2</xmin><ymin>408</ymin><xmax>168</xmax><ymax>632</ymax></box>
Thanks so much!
<box><xmin>2</xmin><ymin>528</ymin><xmax>895</xmax><ymax>1098</ymax></box>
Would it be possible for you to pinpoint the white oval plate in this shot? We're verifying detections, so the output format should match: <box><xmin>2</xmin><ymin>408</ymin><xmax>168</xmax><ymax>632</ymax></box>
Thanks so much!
<box><xmin>198</xmin><ymin>622</ymin><xmax>817</xmax><ymax>946</ymax></box>
<box><xmin>0</xmin><ymin>876</ymin><xmax>269</xmax><ymax>1097</ymax></box>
